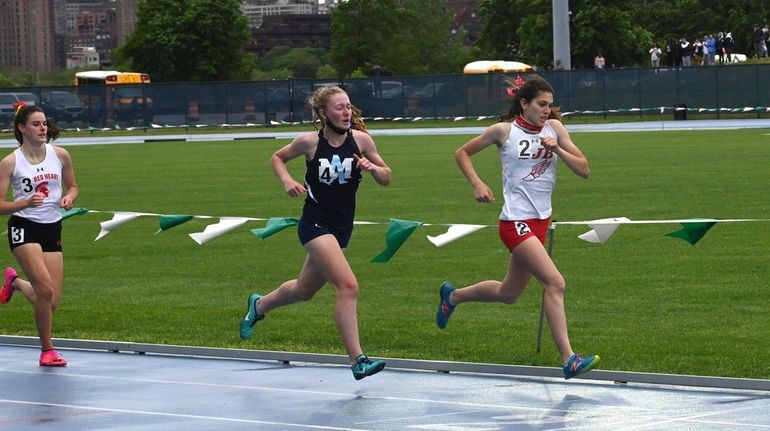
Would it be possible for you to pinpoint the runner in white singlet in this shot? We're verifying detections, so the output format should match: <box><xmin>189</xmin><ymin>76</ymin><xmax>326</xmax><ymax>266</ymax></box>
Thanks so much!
<box><xmin>435</xmin><ymin>75</ymin><xmax>601</xmax><ymax>380</ymax></box>
<box><xmin>0</xmin><ymin>104</ymin><xmax>79</xmax><ymax>367</ymax></box>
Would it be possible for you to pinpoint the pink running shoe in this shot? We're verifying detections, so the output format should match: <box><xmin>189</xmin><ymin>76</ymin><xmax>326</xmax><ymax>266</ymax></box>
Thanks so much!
<box><xmin>39</xmin><ymin>349</ymin><xmax>67</xmax><ymax>367</ymax></box>
<box><xmin>0</xmin><ymin>267</ymin><xmax>17</xmax><ymax>304</ymax></box>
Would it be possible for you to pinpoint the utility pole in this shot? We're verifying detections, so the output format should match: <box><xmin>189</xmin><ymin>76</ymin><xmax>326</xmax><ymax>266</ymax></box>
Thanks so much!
<box><xmin>552</xmin><ymin>0</ymin><xmax>571</xmax><ymax>70</ymax></box>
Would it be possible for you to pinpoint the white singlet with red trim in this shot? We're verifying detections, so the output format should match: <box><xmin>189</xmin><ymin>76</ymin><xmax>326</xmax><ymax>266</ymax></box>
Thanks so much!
<box><xmin>11</xmin><ymin>143</ymin><xmax>64</xmax><ymax>223</ymax></box>
<box><xmin>498</xmin><ymin>120</ymin><xmax>558</xmax><ymax>220</ymax></box>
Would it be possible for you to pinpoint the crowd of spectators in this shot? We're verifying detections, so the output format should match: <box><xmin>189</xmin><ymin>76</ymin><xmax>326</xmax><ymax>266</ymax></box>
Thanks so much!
<box><xmin>661</xmin><ymin>33</ymin><xmax>729</xmax><ymax>67</ymax></box>
<box><xmin>652</xmin><ymin>25</ymin><xmax>770</xmax><ymax>68</ymax></box>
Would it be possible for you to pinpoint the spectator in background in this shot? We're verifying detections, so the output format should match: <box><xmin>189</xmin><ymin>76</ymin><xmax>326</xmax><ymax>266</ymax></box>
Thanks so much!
<box><xmin>667</xmin><ymin>39</ymin><xmax>680</xmax><ymax>67</ymax></box>
<box><xmin>649</xmin><ymin>43</ymin><xmax>662</xmax><ymax>68</ymax></box>
<box><xmin>593</xmin><ymin>53</ymin><xmax>605</xmax><ymax>69</ymax></box>
<box><xmin>371</xmin><ymin>65</ymin><xmax>383</xmax><ymax>98</ymax></box>
<box><xmin>693</xmin><ymin>38</ymin><xmax>704</xmax><ymax>66</ymax></box>
<box><xmin>759</xmin><ymin>26</ymin><xmax>768</xmax><ymax>58</ymax></box>
<box><xmin>680</xmin><ymin>38</ymin><xmax>692</xmax><ymax>67</ymax></box>
<box><xmin>705</xmin><ymin>34</ymin><xmax>716</xmax><ymax>65</ymax></box>
<box><xmin>716</xmin><ymin>32</ymin><xmax>724</xmax><ymax>64</ymax></box>
<box><xmin>753</xmin><ymin>25</ymin><xmax>765</xmax><ymax>58</ymax></box>
<box><xmin>722</xmin><ymin>32</ymin><xmax>734</xmax><ymax>63</ymax></box>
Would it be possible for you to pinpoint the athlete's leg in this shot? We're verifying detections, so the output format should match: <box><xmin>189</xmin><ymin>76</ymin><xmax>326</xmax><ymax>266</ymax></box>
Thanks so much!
<box><xmin>257</xmin><ymin>255</ymin><xmax>328</xmax><ymax>314</ymax></box>
<box><xmin>43</xmin><ymin>252</ymin><xmax>64</xmax><ymax>310</ymax></box>
<box><xmin>12</xmin><ymin>244</ymin><xmax>55</xmax><ymax>351</ymax></box>
<box><xmin>510</xmin><ymin>237</ymin><xmax>573</xmax><ymax>362</ymax></box>
<box><xmin>8</xmin><ymin>274</ymin><xmax>37</xmax><ymax>303</ymax></box>
<box><xmin>450</xmin><ymin>269</ymin><xmax>532</xmax><ymax>305</ymax></box>
<box><xmin>300</xmin><ymin>234</ymin><xmax>363</xmax><ymax>362</ymax></box>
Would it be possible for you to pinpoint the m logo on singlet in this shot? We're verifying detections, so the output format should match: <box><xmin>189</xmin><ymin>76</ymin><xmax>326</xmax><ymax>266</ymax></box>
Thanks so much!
<box><xmin>318</xmin><ymin>155</ymin><xmax>353</xmax><ymax>185</ymax></box>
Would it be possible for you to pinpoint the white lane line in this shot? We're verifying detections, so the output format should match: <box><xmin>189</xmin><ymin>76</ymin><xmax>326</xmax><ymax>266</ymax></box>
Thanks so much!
<box><xmin>612</xmin><ymin>405</ymin><xmax>762</xmax><ymax>430</ymax></box>
<box><xmin>0</xmin><ymin>399</ymin><xmax>369</xmax><ymax>431</ymax></box>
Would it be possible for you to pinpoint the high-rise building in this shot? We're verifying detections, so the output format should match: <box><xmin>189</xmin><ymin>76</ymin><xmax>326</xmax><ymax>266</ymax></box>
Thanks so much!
<box><xmin>65</xmin><ymin>0</ymin><xmax>115</xmax><ymax>66</ymax></box>
<box><xmin>240</xmin><ymin>0</ymin><xmax>316</xmax><ymax>29</ymax></box>
<box><xmin>0</xmin><ymin>0</ymin><xmax>56</xmax><ymax>72</ymax></box>
<box><xmin>114</xmin><ymin>0</ymin><xmax>139</xmax><ymax>46</ymax></box>
<box><xmin>246</xmin><ymin>14</ymin><xmax>331</xmax><ymax>57</ymax></box>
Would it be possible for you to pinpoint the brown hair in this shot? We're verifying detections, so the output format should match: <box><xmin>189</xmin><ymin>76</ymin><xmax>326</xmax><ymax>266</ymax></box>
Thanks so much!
<box><xmin>14</xmin><ymin>105</ymin><xmax>60</xmax><ymax>146</ymax></box>
<box><xmin>499</xmin><ymin>75</ymin><xmax>562</xmax><ymax>122</ymax></box>
<box><xmin>309</xmin><ymin>85</ymin><xmax>367</xmax><ymax>133</ymax></box>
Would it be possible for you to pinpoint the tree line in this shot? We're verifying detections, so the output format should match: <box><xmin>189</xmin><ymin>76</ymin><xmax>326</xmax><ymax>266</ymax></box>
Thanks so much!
<box><xmin>2</xmin><ymin>0</ymin><xmax>769</xmax><ymax>86</ymax></box>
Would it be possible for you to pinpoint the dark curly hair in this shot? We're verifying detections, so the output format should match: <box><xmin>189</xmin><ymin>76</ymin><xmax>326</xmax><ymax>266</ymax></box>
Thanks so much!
<box><xmin>14</xmin><ymin>105</ymin><xmax>60</xmax><ymax>146</ymax></box>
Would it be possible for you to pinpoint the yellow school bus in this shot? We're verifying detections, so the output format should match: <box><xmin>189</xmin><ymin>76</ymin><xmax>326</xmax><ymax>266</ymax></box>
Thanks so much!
<box><xmin>74</xmin><ymin>71</ymin><xmax>152</xmax><ymax>125</ymax></box>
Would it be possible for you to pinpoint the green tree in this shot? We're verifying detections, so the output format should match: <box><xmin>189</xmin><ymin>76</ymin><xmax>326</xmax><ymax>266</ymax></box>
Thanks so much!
<box><xmin>257</xmin><ymin>47</ymin><xmax>327</xmax><ymax>78</ymax></box>
<box><xmin>328</xmin><ymin>0</ymin><xmax>470</xmax><ymax>76</ymax></box>
<box><xmin>475</xmin><ymin>0</ymin><xmax>521</xmax><ymax>60</ymax></box>
<box><xmin>315</xmin><ymin>64</ymin><xmax>339</xmax><ymax>79</ymax></box>
<box><xmin>0</xmin><ymin>72</ymin><xmax>14</xmax><ymax>88</ymax></box>
<box><xmin>567</xmin><ymin>0</ymin><xmax>652</xmax><ymax>68</ymax></box>
<box><xmin>113</xmin><ymin>0</ymin><xmax>253</xmax><ymax>82</ymax></box>
<box><xmin>477</xmin><ymin>0</ymin><xmax>652</xmax><ymax>69</ymax></box>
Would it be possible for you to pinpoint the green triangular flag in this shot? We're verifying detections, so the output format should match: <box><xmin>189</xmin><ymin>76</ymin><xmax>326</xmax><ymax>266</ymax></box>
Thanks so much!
<box><xmin>61</xmin><ymin>207</ymin><xmax>89</xmax><ymax>220</ymax></box>
<box><xmin>371</xmin><ymin>218</ymin><xmax>424</xmax><ymax>263</ymax></box>
<box><xmin>251</xmin><ymin>217</ymin><xmax>299</xmax><ymax>239</ymax></box>
<box><xmin>665</xmin><ymin>221</ymin><xmax>717</xmax><ymax>245</ymax></box>
<box><xmin>158</xmin><ymin>214</ymin><xmax>194</xmax><ymax>231</ymax></box>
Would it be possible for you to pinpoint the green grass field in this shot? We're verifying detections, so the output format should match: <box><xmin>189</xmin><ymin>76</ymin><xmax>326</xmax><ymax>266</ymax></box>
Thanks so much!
<box><xmin>1</xmin><ymin>127</ymin><xmax>769</xmax><ymax>379</ymax></box>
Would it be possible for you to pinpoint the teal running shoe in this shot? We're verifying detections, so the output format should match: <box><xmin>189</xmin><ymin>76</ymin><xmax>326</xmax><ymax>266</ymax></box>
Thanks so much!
<box><xmin>352</xmin><ymin>354</ymin><xmax>385</xmax><ymax>380</ymax></box>
<box><xmin>563</xmin><ymin>353</ymin><xmax>600</xmax><ymax>379</ymax></box>
<box><xmin>435</xmin><ymin>281</ymin><xmax>456</xmax><ymax>329</ymax></box>
<box><xmin>239</xmin><ymin>293</ymin><xmax>264</xmax><ymax>340</ymax></box>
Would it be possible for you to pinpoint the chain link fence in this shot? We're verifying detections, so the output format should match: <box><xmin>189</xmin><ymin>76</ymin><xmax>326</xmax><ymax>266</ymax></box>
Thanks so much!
<box><xmin>2</xmin><ymin>64</ymin><xmax>769</xmax><ymax>129</ymax></box>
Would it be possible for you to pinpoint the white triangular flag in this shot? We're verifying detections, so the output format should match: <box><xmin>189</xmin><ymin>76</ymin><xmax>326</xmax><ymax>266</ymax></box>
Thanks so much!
<box><xmin>95</xmin><ymin>212</ymin><xmax>143</xmax><ymax>241</ymax></box>
<box><xmin>577</xmin><ymin>217</ymin><xmax>631</xmax><ymax>244</ymax></box>
<box><xmin>188</xmin><ymin>217</ymin><xmax>249</xmax><ymax>245</ymax></box>
<box><xmin>427</xmin><ymin>224</ymin><xmax>486</xmax><ymax>247</ymax></box>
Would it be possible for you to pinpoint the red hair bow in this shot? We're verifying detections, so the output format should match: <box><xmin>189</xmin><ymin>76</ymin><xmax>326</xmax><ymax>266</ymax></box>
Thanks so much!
<box><xmin>506</xmin><ymin>75</ymin><xmax>526</xmax><ymax>97</ymax></box>
<box><xmin>12</xmin><ymin>101</ymin><xmax>26</xmax><ymax>115</ymax></box>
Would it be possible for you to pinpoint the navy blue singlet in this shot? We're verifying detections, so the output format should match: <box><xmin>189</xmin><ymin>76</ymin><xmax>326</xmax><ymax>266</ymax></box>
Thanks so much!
<box><xmin>302</xmin><ymin>130</ymin><xmax>363</xmax><ymax>230</ymax></box>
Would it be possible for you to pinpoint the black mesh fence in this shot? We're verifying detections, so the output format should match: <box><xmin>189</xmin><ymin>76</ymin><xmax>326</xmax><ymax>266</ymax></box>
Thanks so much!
<box><xmin>3</xmin><ymin>64</ymin><xmax>770</xmax><ymax>129</ymax></box>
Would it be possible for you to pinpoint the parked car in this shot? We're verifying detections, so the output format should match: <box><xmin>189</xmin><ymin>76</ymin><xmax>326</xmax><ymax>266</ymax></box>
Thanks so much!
<box><xmin>111</xmin><ymin>86</ymin><xmax>154</xmax><ymax>124</ymax></box>
<box><xmin>0</xmin><ymin>93</ymin><xmax>16</xmax><ymax>124</ymax></box>
<box><xmin>0</xmin><ymin>92</ymin><xmax>39</xmax><ymax>125</ymax></box>
<box><xmin>40</xmin><ymin>90</ymin><xmax>86</xmax><ymax>124</ymax></box>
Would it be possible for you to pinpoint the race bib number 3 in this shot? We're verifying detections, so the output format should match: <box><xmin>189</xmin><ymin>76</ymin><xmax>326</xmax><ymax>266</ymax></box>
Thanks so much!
<box><xmin>10</xmin><ymin>227</ymin><xmax>25</xmax><ymax>244</ymax></box>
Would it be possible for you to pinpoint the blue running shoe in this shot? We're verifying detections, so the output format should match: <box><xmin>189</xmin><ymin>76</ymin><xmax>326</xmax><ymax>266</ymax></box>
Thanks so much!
<box><xmin>563</xmin><ymin>353</ymin><xmax>600</xmax><ymax>379</ymax></box>
<box><xmin>352</xmin><ymin>354</ymin><xmax>385</xmax><ymax>380</ymax></box>
<box><xmin>435</xmin><ymin>282</ymin><xmax>456</xmax><ymax>329</ymax></box>
<box><xmin>239</xmin><ymin>293</ymin><xmax>264</xmax><ymax>340</ymax></box>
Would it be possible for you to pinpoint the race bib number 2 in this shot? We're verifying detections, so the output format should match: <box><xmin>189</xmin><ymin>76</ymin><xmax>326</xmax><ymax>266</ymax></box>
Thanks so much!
<box><xmin>514</xmin><ymin>222</ymin><xmax>531</xmax><ymax>236</ymax></box>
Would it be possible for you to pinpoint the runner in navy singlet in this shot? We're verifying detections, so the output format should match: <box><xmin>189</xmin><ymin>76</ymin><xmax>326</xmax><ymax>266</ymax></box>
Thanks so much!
<box><xmin>240</xmin><ymin>86</ymin><xmax>391</xmax><ymax>380</ymax></box>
